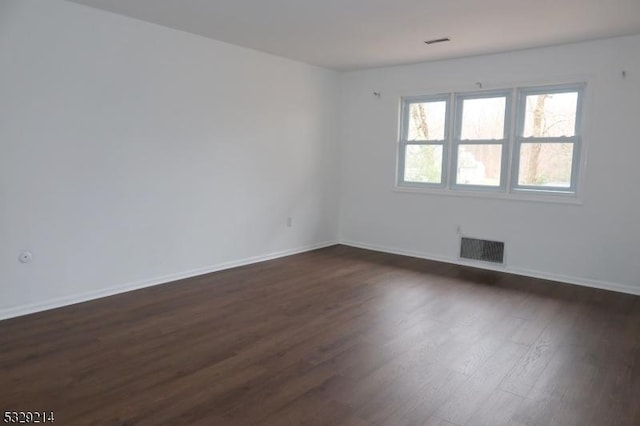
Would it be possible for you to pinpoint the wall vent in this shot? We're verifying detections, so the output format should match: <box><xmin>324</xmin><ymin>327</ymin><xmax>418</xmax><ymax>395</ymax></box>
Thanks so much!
<box><xmin>460</xmin><ymin>237</ymin><xmax>505</xmax><ymax>264</ymax></box>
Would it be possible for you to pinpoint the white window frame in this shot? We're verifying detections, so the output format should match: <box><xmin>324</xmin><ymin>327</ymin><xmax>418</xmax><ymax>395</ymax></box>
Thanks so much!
<box><xmin>511</xmin><ymin>83</ymin><xmax>585</xmax><ymax>194</ymax></box>
<box><xmin>397</xmin><ymin>94</ymin><xmax>450</xmax><ymax>188</ymax></box>
<box><xmin>451</xmin><ymin>90</ymin><xmax>512</xmax><ymax>192</ymax></box>
<box><xmin>396</xmin><ymin>83</ymin><xmax>585</xmax><ymax>199</ymax></box>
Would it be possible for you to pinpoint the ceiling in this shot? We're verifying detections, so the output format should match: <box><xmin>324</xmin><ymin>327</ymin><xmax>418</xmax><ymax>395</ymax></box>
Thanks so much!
<box><xmin>67</xmin><ymin>0</ymin><xmax>640</xmax><ymax>71</ymax></box>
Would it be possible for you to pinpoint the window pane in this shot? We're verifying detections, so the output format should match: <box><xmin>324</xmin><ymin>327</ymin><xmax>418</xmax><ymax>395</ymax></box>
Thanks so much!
<box><xmin>523</xmin><ymin>92</ymin><xmax>578</xmax><ymax>138</ymax></box>
<box><xmin>404</xmin><ymin>145</ymin><xmax>443</xmax><ymax>183</ymax></box>
<box><xmin>460</xmin><ymin>97</ymin><xmax>506</xmax><ymax>140</ymax></box>
<box><xmin>518</xmin><ymin>143</ymin><xmax>573</xmax><ymax>188</ymax></box>
<box><xmin>456</xmin><ymin>144</ymin><xmax>502</xmax><ymax>186</ymax></box>
<box><xmin>407</xmin><ymin>101</ymin><xmax>447</xmax><ymax>141</ymax></box>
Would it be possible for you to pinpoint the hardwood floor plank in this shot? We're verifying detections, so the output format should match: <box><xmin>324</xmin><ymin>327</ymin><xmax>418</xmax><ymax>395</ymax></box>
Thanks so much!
<box><xmin>378</xmin><ymin>367</ymin><xmax>467</xmax><ymax>426</ymax></box>
<box><xmin>465</xmin><ymin>390</ymin><xmax>525</xmax><ymax>426</ymax></box>
<box><xmin>499</xmin><ymin>301</ymin><xmax>584</xmax><ymax>397</ymax></box>
<box><xmin>435</xmin><ymin>341</ymin><xmax>528</xmax><ymax>425</ymax></box>
<box><xmin>422</xmin><ymin>417</ymin><xmax>458</xmax><ymax>426</ymax></box>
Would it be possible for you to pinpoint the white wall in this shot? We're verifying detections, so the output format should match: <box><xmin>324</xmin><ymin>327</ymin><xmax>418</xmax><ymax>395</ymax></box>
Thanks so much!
<box><xmin>339</xmin><ymin>35</ymin><xmax>640</xmax><ymax>294</ymax></box>
<box><xmin>2</xmin><ymin>1</ymin><xmax>638</xmax><ymax>320</ymax></box>
<box><xmin>0</xmin><ymin>0</ymin><xmax>340</xmax><ymax>317</ymax></box>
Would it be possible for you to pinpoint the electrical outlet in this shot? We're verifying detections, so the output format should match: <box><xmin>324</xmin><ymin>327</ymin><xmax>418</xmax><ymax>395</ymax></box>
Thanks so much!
<box><xmin>286</xmin><ymin>217</ymin><xmax>293</xmax><ymax>227</ymax></box>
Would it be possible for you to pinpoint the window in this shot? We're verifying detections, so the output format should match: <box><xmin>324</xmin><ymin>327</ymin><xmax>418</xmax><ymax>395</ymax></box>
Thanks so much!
<box><xmin>397</xmin><ymin>83</ymin><xmax>584</xmax><ymax>197</ymax></box>
<box><xmin>453</xmin><ymin>92</ymin><xmax>510</xmax><ymax>190</ymax></box>
<box><xmin>512</xmin><ymin>85</ymin><xmax>583</xmax><ymax>192</ymax></box>
<box><xmin>398</xmin><ymin>95</ymin><xmax>449</xmax><ymax>186</ymax></box>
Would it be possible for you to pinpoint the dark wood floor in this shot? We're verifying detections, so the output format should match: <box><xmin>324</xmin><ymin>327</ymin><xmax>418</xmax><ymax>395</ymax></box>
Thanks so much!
<box><xmin>1</xmin><ymin>245</ymin><xmax>639</xmax><ymax>426</ymax></box>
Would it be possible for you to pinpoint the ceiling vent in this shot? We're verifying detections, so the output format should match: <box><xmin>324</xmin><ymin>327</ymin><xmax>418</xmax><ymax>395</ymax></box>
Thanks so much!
<box><xmin>424</xmin><ymin>37</ymin><xmax>451</xmax><ymax>45</ymax></box>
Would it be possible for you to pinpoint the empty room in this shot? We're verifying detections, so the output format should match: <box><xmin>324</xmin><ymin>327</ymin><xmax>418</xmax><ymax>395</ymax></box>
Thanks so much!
<box><xmin>1</xmin><ymin>0</ymin><xmax>640</xmax><ymax>425</ymax></box>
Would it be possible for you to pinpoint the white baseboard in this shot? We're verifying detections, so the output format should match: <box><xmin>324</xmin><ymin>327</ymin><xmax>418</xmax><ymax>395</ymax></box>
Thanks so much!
<box><xmin>3</xmin><ymin>238</ymin><xmax>636</xmax><ymax>321</ymax></box>
<box><xmin>0</xmin><ymin>241</ymin><xmax>338</xmax><ymax>321</ymax></box>
<box><xmin>340</xmin><ymin>240</ymin><xmax>640</xmax><ymax>296</ymax></box>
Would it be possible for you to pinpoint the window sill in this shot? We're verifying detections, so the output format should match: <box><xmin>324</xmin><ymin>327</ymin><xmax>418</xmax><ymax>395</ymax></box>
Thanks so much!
<box><xmin>393</xmin><ymin>185</ymin><xmax>583</xmax><ymax>205</ymax></box>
